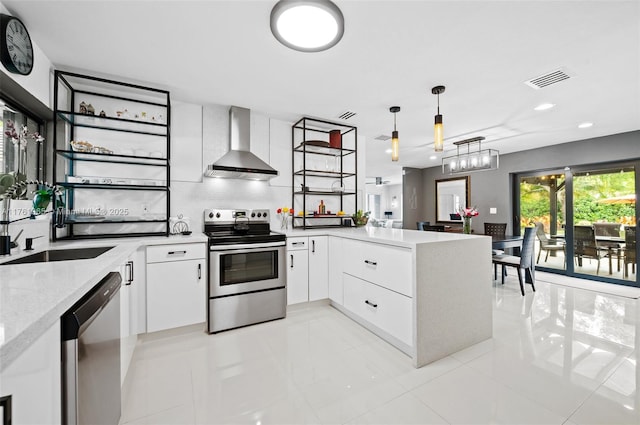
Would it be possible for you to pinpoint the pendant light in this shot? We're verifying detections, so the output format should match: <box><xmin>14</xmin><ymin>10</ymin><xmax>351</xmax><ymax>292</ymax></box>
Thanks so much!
<box><xmin>390</xmin><ymin>106</ymin><xmax>400</xmax><ymax>161</ymax></box>
<box><xmin>432</xmin><ymin>85</ymin><xmax>445</xmax><ymax>152</ymax></box>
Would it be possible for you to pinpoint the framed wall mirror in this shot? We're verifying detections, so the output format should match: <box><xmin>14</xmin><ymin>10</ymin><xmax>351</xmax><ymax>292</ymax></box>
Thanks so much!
<box><xmin>435</xmin><ymin>176</ymin><xmax>470</xmax><ymax>222</ymax></box>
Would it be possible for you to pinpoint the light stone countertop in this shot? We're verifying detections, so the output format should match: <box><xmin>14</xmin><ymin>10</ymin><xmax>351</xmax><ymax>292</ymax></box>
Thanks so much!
<box><xmin>0</xmin><ymin>227</ymin><xmax>485</xmax><ymax>371</ymax></box>
<box><xmin>279</xmin><ymin>226</ymin><xmax>486</xmax><ymax>249</ymax></box>
<box><xmin>0</xmin><ymin>233</ymin><xmax>207</xmax><ymax>372</ymax></box>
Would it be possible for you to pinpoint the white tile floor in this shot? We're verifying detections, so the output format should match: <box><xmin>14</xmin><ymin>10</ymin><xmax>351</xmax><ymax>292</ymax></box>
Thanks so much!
<box><xmin>121</xmin><ymin>275</ymin><xmax>640</xmax><ymax>425</ymax></box>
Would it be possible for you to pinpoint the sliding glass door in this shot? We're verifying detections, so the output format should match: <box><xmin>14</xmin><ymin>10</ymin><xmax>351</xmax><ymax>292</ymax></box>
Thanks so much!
<box><xmin>516</xmin><ymin>162</ymin><xmax>638</xmax><ymax>286</ymax></box>
<box><xmin>518</xmin><ymin>171</ymin><xmax>567</xmax><ymax>272</ymax></box>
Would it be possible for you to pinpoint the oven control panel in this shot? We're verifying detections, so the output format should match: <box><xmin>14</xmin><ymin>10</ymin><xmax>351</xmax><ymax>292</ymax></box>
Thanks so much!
<box><xmin>204</xmin><ymin>209</ymin><xmax>270</xmax><ymax>223</ymax></box>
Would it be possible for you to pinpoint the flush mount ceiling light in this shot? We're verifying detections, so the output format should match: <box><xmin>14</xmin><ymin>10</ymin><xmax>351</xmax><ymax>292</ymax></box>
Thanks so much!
<box><xmin>578</xmin><ymin>122</ymin><xmax>594</xmax><ymax>129</ymax></box>
<box><xmin>389</xmin><ymin>106</ymin><xmax>400</xmax><ymax>162</ymax></box>
<box><xmin>442</xmin><ymin>136</ymin><xmax>499</xmax><ymax>174</ymax></box>
<box><xmin>270</xmin><ymin>0</ymin><xmax>345</xmax><ymax>52</ymax></box>
<box><xmin>431</xmin><ymin>85</ymin><xmax>445</xmax><ymax>152</ymax></box>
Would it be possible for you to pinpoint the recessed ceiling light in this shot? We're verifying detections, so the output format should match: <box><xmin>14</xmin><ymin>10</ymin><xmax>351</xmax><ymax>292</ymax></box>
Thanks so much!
<box><xmin>270</xmin><ymin>0</ymin><xmax>344</xmax><ymax>52</ymax></box>
<box><xmin>385</xmin><ymin>148</ymin><xmax>392</xmax><ymax>154</ymax></box>
<box><xmin>578</xmin><ymin>122</ymin><xmax>593</xmax><ymax>129</ymax></box>
<box><xmin>429</xmin><ymin>155</ymin><xmax>437</xmax><ymax>160</ymax></box>
<box><xmin>534</xmin><ymin>103</ymin><xmax>555</xmax><ymax>111</ymax></box>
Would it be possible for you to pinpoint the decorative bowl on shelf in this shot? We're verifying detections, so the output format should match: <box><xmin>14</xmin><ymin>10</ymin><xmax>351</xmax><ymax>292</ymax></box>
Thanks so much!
<box><xmin>70</xmin><ymin>140</ymin><xmax>93</xmax><ymax>152</ymax></box>
<box><xmin>331</xmin><ymin>181</ymin><xmax>345</xmax><ymax>192</ymax></box>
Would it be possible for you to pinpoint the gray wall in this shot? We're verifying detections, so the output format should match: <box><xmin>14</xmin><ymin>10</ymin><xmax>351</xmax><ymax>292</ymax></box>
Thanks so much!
<box><xmin>402</xmin><ymin>167</ymin><xmax>424</xmax><ymax>230</ymax></box>
<box><xmin>419</xmin><ymin>130</ymin><xmax>640</xmax><ymax>234</ymax></box>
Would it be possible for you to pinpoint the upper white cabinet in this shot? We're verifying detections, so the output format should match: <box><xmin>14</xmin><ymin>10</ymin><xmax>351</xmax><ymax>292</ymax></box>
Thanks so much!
<box><xmin>171</xmin><ymin>101</ymin><xmax>203</xmax><ymax>182</ymax></box>
<box><xmin>269</xmin><ymin>118</ymin><xmax>292</xmax><ymax>187</ymax></box>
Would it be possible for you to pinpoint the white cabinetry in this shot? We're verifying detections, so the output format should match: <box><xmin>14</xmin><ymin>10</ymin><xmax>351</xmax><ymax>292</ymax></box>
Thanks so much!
<box><xmin>171</xmin><ymin>101</ymin><xmax>203</xmax><ymax>182</ymax></box>
<box><xmin>341</xmin><ymin>238</ymin><xmax>414</xmax><ymax>352</ymax></box>
<box><xmin>146</xmin><ymin>243</ymin><xmax>207</xmax><ymax>332</ymax></box>
<box><xmin>308</xmin><ymin>236</ymin><xmax>328</xmax><ymax>301</ymax></box>
<box><xmin>287</xmin><ymin>237</ymin><xmax>309</xmax><ymax>305</ymax></box>
<box><xmin>0</xmin><ymin>323</ymin><xmax>61</xmax><ymax>425</ymax></box>
<box><xmin>328</xmin><ymin>236</ymin><xmax>344</xmax><ymax>304</ymax></box>
<box><xmin>119</xmin><ymin>249</ymin><xmax>142</xmax><ymax>385</ymax></box>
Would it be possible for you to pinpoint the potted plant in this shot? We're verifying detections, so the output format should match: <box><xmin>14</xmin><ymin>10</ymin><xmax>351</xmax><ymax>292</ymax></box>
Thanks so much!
<box><xmin>352</xmin><ymin>210</ymin><xmax>370</xmax><ymax>227</ymax></box>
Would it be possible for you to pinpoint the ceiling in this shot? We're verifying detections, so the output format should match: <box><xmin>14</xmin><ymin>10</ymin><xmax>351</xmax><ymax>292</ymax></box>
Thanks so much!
<box><xmin>4</xmin><ymin>1</ymin><xmax>639</xmax><ymax>184</ymax></box>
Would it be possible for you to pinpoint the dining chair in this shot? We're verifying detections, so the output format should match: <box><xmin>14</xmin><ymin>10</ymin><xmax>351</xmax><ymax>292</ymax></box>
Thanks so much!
<box><xmin>423</xmin><ymin>224</ymin><xmax>445</xmax><ymax>232</ymax></box>
<box><xmin>484</xmin><ymin>222</ymin><xmax>507</xmax><ymax>255</ymax></box>
<box><xmin>492</xmin><ymin>227</ymin><xmax>536</xmax><ymax>296</ymax></box>
<box><xmin>573</xmin><ymin>225</ymin><xmax>606</xmax><ymax>275</ymax></box>
<box><xmin>416</xmin><ymin>221</ymin><xmax>430</xmax><ymax>230</ymax></box>
<box><xmin>624</xmin><ymin>226</ymin><xmax>636</xmax><ymax>278</ymax></box>
<box><xmin>533</xmin><ymin>222</ymin><xmax>565</xmax><ymax>264</ymax></box>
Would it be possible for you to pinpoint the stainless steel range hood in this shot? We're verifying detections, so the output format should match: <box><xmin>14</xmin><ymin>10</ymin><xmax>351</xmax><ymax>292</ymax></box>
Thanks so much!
<box><xmin>205</xmin><ymin>106</ymin><xmax>279</xmax><ymax>180</ymax></box>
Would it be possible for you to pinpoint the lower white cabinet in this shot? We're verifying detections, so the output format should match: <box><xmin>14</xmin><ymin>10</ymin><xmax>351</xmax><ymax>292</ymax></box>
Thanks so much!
<box><xmin>287</xmin><ymin>248</ymin><xmax>309</xmax><ymax>305</ymax></box>
<box><xmin>146</xmin><ymin>243</ymin><xmax>207</xmax><ymax>333</ymax></box>
<box><xmin>287</xmin><ymin>236</ymin><xmax>329</xmax><ymax>304</ymax></box>
<box><xmin>328</xmin><ymin>236</ymin><xmax>344</xmax><ymax>305</ymax></box>
<box><xmin>119</xmin><ymin>253</ymin><xmax>139</xmax><ymax>385</ymax></box>
<box><xmin>343</xmin><ymin>273</ymin><xmax>412</xmax><ymax>346</ymax></box>
<box><xmin>308</xmin><ymin>236</ymin><xmax>328</xmax><ymax>301</ymax></box>
<box><xmin>0</xmin><ymin>323</ymin><xmax>61</xmax><ymax>425</ymax></box>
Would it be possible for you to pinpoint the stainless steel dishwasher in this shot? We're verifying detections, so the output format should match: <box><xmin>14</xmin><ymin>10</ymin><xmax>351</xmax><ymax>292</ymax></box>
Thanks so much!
<box><xmin>62</xmin><ymin>272</ymin><xmax>122</xmax><ymax>425</ymax></box>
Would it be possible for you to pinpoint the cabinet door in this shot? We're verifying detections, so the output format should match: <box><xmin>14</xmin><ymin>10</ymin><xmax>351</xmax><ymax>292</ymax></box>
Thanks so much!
<box><xmin>120</xmin><ymin>259</ymin><xmax>137</xmax><ymax>385</ymax></box>
<box><xmin>287</xmin><ymin>249</ymin><xmax>309</xmax><ymax>305</ymax></box>
<box><xmin>328</xmin><ymin>236</ymin><xmax>344</xmax><ymax>304</ymax></box>
<box><xmin>171</xmin><ymin>101</ymin><xmax>203</xmax><ymax>182</ymax></box>
<box><xmin>147</xmin><ymin>259</ymin><xmax>206</xmax><ymax>332</ymax></box>
<box><xmin>132</xmin><ymin>247</ymin><xmax>147</xmax><ymax>335</ymax></box>
<box><xmin>308</xmin><ymin>236</ymin><xmax>328</xmax><ymax>301</ymax></box>
<box><xmin>0</xmin><ymin>323</ymin><xmax>61</xmax><ymax>425</ymax></box>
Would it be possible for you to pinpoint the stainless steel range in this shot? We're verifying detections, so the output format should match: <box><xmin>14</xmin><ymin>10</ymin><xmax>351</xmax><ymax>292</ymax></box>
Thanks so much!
<box><xmin>204</xmin><ymin>209</ymin><xmax>287</xmax><ymax>333</ymax></box>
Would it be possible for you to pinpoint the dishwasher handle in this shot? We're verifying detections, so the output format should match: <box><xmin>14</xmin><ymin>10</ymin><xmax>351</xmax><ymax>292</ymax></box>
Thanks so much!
<box><xmin>61</xmin><ymin>272</ymin><xmax>122</xmax><ymax>341</ymax></box>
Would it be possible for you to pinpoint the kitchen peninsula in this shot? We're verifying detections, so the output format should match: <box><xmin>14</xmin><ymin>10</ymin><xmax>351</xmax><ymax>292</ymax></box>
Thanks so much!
<box><xmin>285</xmin><ymin>226</ymin><xmax>493</xmax><ymax>367</ymax></box>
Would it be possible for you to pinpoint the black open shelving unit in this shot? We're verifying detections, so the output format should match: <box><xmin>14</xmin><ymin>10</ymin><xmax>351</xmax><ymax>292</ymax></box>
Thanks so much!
<box><xmin>52</xmin><ymin>70</ymin><xmax>171</xmax><ymax>240</ymax></box>
<box><xmin>291</xmin><ymin>117</ymin><xmax>357</xmax><ymax>229</ymax></box>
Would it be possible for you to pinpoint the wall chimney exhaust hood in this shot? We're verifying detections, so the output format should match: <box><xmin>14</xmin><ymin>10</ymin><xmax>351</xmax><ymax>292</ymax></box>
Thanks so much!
<box><xmin>205</xmin><ymin>106</ymin><xmax>279</xmax><ymax>180</ymax></box>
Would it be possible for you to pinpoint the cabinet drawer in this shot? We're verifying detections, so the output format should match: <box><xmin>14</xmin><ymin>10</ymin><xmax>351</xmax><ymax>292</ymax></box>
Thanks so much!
<box><xmin>343</xmin><ymin>239</ymin><xmax>412</xmax><ymax>296</ymax></box>
<box><xmin>147</xmin><ymin>243</ymin><xmax>206</xmax><ymax>263</ymax></box>
<box><xmin>287</xmin><ymin>237</ymin><xmax>308</xmax><ymax>251</ymax></box>
<box><xmin>343</xmin><ymin>274</ymin><xmax>412</xmax><ymax>346</ymax></box>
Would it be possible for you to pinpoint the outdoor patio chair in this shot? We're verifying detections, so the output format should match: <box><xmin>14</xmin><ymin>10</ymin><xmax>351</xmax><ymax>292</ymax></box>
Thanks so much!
<box><xmin>574</xmin><ymin>225</ymin><xmax>607</xmax><ymax>275</ymax></box>
<box><xmin>624</xmin><ymin>226</ymin><xmax>636</xmax><ymax>278</ymax></box>
<box><xmin>534</xmin><ymin>222</ymin><xmax>565</xmax><ymax>264</ymax></box>
<box><xmin>593</xmin><ymin>222</ymin><xmax>623</xmax><ymax>238</ymax></box>
<box><xmin>423</xmin><ymin>224</ymin><xmax>445</xmax><ymax>232</ymax></box>
<box><xmin>492</xmin><ymin>227</ymin><xmax>536</xmax><ymax>296</ymax></box>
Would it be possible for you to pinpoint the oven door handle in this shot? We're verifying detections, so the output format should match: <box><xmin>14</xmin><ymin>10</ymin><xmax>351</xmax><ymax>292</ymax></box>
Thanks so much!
<box><xmin>209</xmin><ymin>241</ymin><xmax>286</xmax><ymax>251</ymax></box>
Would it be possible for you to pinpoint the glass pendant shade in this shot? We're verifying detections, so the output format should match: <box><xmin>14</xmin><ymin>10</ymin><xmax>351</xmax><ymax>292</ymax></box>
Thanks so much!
<box><xmin>391</xmin><ymin>131</ymin><xmax>399</xmax><ymax>162</ymax></box>
<box><xmin>434</xmin><ymin>114</ymin><xmax>443</xmax><ymax>152</ymax></box>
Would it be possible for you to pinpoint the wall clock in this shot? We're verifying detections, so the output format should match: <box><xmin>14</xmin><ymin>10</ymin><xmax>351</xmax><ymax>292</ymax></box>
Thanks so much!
<box><xmin>0</xmin><ymin>13</ymin><xmax>34</xmax><ymax>75</ymax></box>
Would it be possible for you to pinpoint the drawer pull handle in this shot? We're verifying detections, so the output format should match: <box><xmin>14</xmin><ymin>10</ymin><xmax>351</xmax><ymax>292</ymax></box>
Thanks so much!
<box><xmin>168</xmin><ymin>250</ymin><xmax>187</xmax><ymax>255</ymax></box>
<box><xmin>365</xmin><ymin>300</ymin><xmax>378</xmax><ymax>308</ymax></box>
<box><xmin>364</xmin><ymin>260</ymin><xmax>377</xmax><ymax>266</ymax></box>
<box><xmin>291</xmin><ymin>242</ymin><xmax>305</xmax><ymax>246</ymax></box>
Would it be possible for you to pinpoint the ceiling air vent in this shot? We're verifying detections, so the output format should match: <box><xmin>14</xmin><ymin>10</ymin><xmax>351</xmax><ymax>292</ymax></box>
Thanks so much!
<box><xmin>374</xmin><ymin>134</ymin><xmax>391</xmax><ymax>141</ymax></box>
<box><xmin>524</xmin><ymin>68</ymin><xmax>572</xmax><ymax>90</ymax></box>
<box><xmin>337</xmin><ymin>110</ymin><xmax>357</xmax><ymax>120</ymax></box>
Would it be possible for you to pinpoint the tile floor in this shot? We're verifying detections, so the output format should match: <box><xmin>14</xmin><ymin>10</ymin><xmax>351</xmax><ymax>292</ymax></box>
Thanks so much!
<box><xmin>121</xmin><ymin>275</ymin><xmax>639</xmax><ymax>425</ymax></box>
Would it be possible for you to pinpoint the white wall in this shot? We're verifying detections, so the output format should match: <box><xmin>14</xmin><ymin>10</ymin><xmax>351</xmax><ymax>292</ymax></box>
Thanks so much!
<box><xmin>365</xmin><ymin>183</ymin><xmax>402</xmax><ymax>219</ymax></box>
<box><xmin>0</xmin><ymin>1</ymin><xmax>53</xmax><ymax>108</ymax></box>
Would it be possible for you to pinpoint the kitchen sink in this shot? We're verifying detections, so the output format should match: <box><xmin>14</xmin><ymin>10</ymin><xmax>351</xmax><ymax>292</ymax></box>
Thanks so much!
<box><xmin>1</xmin><ymin>246</ymin><xmax>115</xmax><ymax>265</ymax></box>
